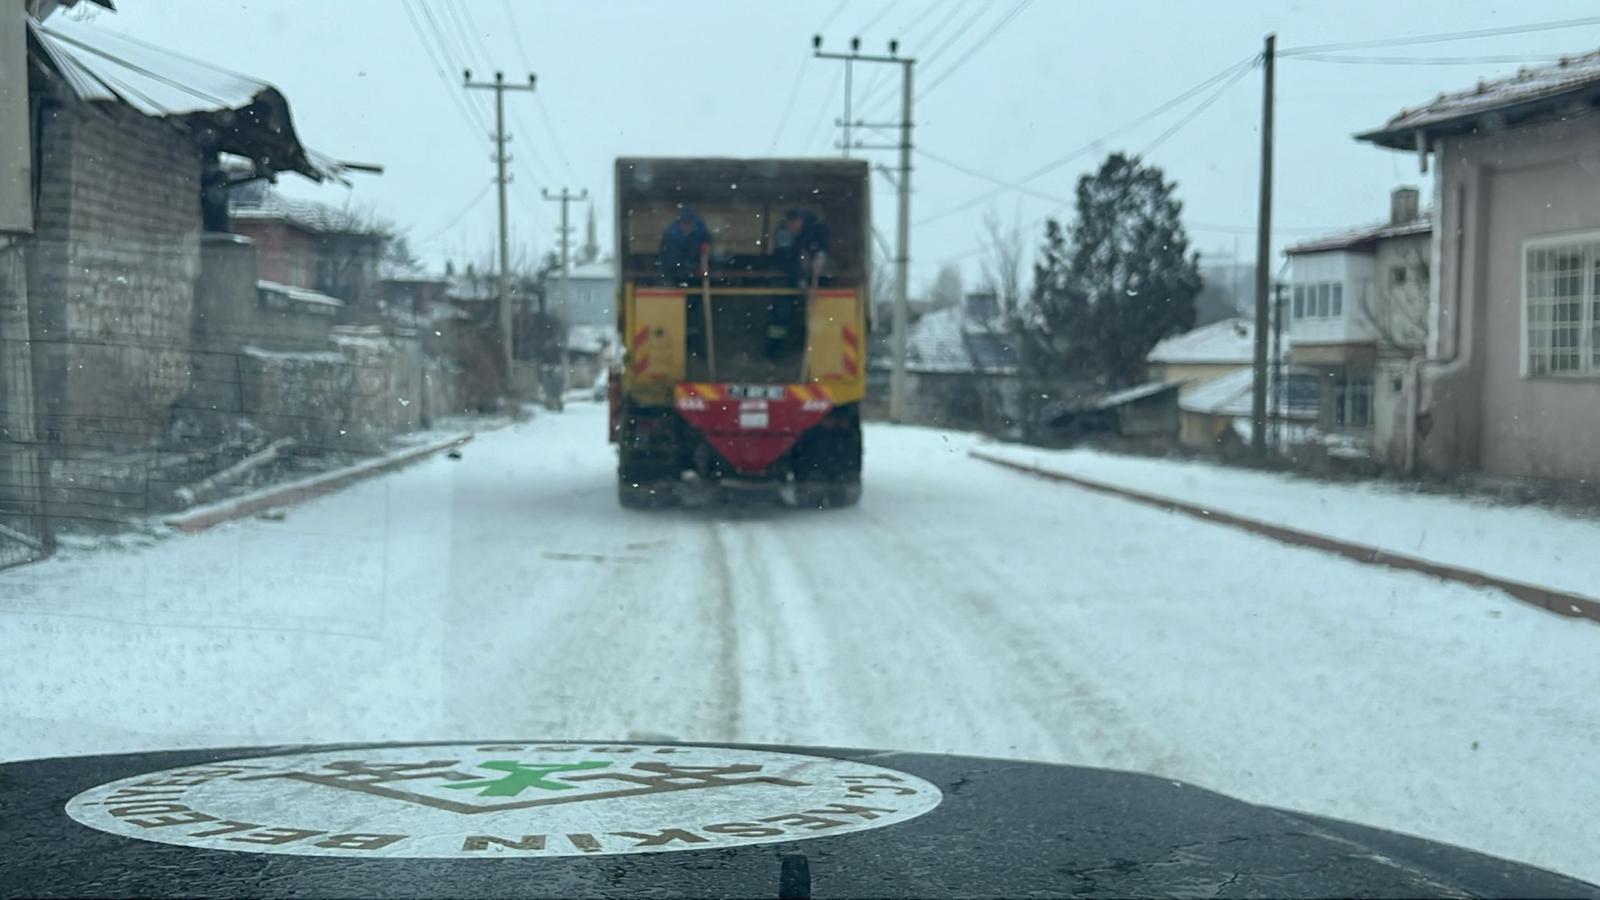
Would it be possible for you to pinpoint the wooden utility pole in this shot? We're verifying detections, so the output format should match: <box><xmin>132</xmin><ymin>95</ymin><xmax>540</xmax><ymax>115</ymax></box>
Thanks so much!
<box><xmin>1250</xmin><ymin>34</ymin><xmax>1275</xmax><ymax>457</ymax></box>
<box><xmin>464</xmin><ymin>69</ymin><xmax>536</xmax><ymax>393</ymax></box>
<box><xmin>814</xmin><ymin>36</ymin><xmax>915</xmax><ymax>422</ymax></box>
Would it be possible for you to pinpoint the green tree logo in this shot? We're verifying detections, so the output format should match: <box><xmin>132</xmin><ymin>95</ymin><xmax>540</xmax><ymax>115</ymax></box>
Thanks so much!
<box><xmin>442</xmin><ymin>760</ymin><xmax>612</xmax><ymax>797</ymax></box>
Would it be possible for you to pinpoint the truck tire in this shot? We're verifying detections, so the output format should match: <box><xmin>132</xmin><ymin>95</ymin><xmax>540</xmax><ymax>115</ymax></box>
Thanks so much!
<box><xmin>792</xmin><ymin>405</ymin><xmax>862</xmax><ymax>509</ymax></box>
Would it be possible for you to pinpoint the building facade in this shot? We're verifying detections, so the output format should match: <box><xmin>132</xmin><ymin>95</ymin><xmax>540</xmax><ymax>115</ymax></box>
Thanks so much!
<box><xmin>1359</xmin><ymin>51</ymin><xmax>1600</xmax><ymax>482</ymax></box>
<box><xmin>1284</xmin><ymin>189</ymin><xmax>1431</xmax><ymax>463</ymax></box>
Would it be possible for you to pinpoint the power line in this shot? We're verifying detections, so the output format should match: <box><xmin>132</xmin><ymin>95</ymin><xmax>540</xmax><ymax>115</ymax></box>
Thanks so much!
<box><xmin>509</xmin><ymin>106</ymin><xmax>556</xmax><ymax>182</ymax></box>
<box><xmin>856</xmin><ymin>0</ymin><xmax>967</xmax><ymax>113</ymax></box>
<box><xmin>1279</xmin><ymin>14</ymin><xmax>1600</xmax><ymax>55</ymax></box>
<box><xmin>423</xmin><ymin>180</ymin><xmax>495</xmax><ymax>241</ymax></box>
<box><xmin>400</xmin><ymin>0</ymin><xmax>489</xmax><ymax>134</ymax></box>
<box><xmin>1287</xmin><ymin>51</ymin><xmax>1575</xmax><ymax>66</ymax></box>
<box><xmin>452</xmin><ymin>0</ymin><xmax>497</xmax><ymax>65</ymax></box>
<box><xmin>917</xmin><ymin>0</ymin><xmax>1031</xmax><ymax>100</ymax></box>
<box><xmin>856</xmin><ymin>0</ymin><xmax>901</xmax><ymax>36</ymax></box>
<box><xmin>915</xmin><ymin>146</ymin><xmax>1070</xmax><ymax>205</ymax></box>
<box><xmin>897</xmin><ymin>0</ymin><xmax>956</xmax><ymax>39</ymax></box>
<box><xmin>768</xmin><ymin>56</ymin><xmax>811</xmax><ymax>152</ymax></box>
<box><xmin>802</xmin><ymin>63</ymin><xmax>846</xmax><ymax>152</ymax></box>
<box><xmin>534</xmin><ymin>94</ymin><xmax>576</xmax><ymax>178</ymax></box>
<box><xmin>491</xmin><ymin>1</ymin><xmax>562</xmax><ymax>180</ymax></box>
<box><xmin>502</xmin><ymin>0</ymin><xmax>535</xmax><ymax>71</ymax></box>
<box><xmin>416</xmin><ymin>0</ymin><xmax>473</xmax><ymax>70</ymax></box>
<box><xmin>1137</xmin><ymin>58</ymin><xmax>1255</xmax><ymax>158</ymax></box>
<box><xmin>916</xmin><ymin>54</ymin><xmax>1257</xmax><ymax>226</ymax></box>
<box><xmin>817</xmin><ymin>0</ymin><xmax>850</xmax><ymax>34</ymax></box>
<box><xmin>439</xmin><ymin>0</ymin><xmax>490</xmax><ymax>69</ymax></box>
<box><xmin>915</xmin><ymin>1</ymin><xmax>991</xmax><ymax>75</ymax></box>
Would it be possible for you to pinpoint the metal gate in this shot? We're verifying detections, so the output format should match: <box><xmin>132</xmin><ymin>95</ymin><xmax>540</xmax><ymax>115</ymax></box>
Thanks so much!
<box><xmin>0</xmin><ymin>451</ymin><xmax>52</xmax><ymax>570</ymax></box>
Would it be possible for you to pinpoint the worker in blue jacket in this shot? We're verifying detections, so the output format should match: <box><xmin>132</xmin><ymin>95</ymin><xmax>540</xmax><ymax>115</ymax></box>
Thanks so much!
<box><xmin>658</xmin><ymin>207</ymin><xmax>711</xmax><ymax>285</ymax></box>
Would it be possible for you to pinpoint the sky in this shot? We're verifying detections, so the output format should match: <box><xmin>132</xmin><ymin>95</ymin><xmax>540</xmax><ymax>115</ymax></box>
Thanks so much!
<box><xmin>63</xmin><ymin>0</ymin><xmax>1600</xmax><ymax>294</ymax></box>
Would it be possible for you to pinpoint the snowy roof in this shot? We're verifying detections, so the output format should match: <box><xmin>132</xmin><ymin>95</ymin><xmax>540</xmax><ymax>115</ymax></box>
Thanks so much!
<box><xmin>1180</xmin><ymin>366</ymin><xmax>1318</xmax><ymax>418</ymax></box>
<box><xmin>567</xmin><ymin>261</ymin><xmax>616</xmax><ymax>282</ymax></box>
<box><xmin>230</xmin><ymin>186</ymin><xmax>365</xmax><ymax>235</ymax></box>
<box><xmin>28</xmin><ymin>17</ymin><xmax>350</xmax><ymax>183</ymax></box>
<box><xmin>1091</xmin><ymin>380</ymin><xmax>1181</xmax><ymax>411</ymax></box>
<box><xmin>1284</xmin><ymin>215</ymin><xmax>1432</xmax><ymax>255</ymax></box>
<box><xmin>904</xmin><ymin>306</ymin><xmax>1020</xmax><ymax>374</ymax></box>
<box><xmin>906</xmin><ymin>307</ymin><xmax>972</xmax><ymax>373</ymax></box>
<box><xmin>1359</xmin><ymin>49</ymin><xmax>1600</xmax><ymax>149</ymax></box>
<box><xmin>965</xmin><ymin>331</ymin><xmax>1021</xmax><ymax>373</ymax></box>
<box><xmin>1147</xmin><ymin>317</ymin><xmax>1256</xmax><ymax>365</ymax></box>
<box><xmin>567</xmin><ymin>324</ymin><xmax>615</xmax><ymax>355</ymax></box>
<box><xmin>256</xmin><ymin>280</ymin><xmax>343</xmax><ymax>310</ymax></box>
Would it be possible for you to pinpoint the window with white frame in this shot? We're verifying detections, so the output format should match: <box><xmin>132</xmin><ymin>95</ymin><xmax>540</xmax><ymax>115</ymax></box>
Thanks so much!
<box><xmin>1291</xmin><ymin>281</ymin><xmax>1343</xmax><ymax>320</ymax></box>
<box><xmin>1524</xmin><ymin>239</ymin><xmax>1600</xmax><ymax>376</ymax></box>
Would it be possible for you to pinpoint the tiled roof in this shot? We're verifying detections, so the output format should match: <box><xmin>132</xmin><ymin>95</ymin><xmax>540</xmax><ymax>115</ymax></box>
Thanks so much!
<box><xmin>1358</xmin><ymin>49</ymin><xmax>1600</xmax><ymax>148</ymax></box>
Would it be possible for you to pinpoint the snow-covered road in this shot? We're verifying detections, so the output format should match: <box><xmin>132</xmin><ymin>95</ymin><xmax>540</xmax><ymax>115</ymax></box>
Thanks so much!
<box><xmin>3</xmin><ymin>402</ymin><xmax>1596</xmax><ymax>883</ymax></box>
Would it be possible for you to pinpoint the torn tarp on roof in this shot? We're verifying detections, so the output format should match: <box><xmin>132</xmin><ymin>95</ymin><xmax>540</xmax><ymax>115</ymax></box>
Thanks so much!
<box><xmin>27</xmin><ymin>16</ymin><xmax>350</xmax><ymax>183</ymax></box>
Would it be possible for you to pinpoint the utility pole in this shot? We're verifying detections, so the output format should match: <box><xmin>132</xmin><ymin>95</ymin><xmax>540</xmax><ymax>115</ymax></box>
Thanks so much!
<box><xmin>839</xmin><ymin>41</ymin><xmax>857</xmax><ymax>158</ymax></box>
<box><xmin>543</xmin><ymin>187</ymin><xmax>587</xmax><ymax>391</ymax></box>
<box><xmin>815</xmin><ymin>36</ymin><xmax>914</xmax><ymax>422</ymax></box>
<box><xmin>464</xmin><ymin>68</ymin><xmax>536</xmax><ymax>395</ymax></box>
<box><xmin>1270</xmin><ymin>281</ymin><xmax>1285</xmax><ymax>451</ymax></box>
<box><xmin>1250</xmin><ymin>34</ymin><xmax>1274</xmax><ymax>458</ymax></box>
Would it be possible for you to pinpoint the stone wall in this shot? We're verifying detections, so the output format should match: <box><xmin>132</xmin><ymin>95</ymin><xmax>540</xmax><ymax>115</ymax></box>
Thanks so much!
<box><xmin>26</xmin><ymin>99</ymin><xmax>201</xmax><ymax>453</ymax></box>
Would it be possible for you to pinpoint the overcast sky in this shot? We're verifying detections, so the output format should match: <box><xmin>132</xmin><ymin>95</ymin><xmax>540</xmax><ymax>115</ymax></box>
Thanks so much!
<box><xmin>75</xmin><ymin>0</ymin><xmax>1600</xmax><ymax>292</ymax></box>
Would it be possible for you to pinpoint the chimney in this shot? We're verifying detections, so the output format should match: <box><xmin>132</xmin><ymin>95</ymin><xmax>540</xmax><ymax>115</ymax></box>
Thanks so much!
<box><xmin>1390</xmin><ymin>186</ymin><xmax>1420</xmax><ymax>225</ymax></box>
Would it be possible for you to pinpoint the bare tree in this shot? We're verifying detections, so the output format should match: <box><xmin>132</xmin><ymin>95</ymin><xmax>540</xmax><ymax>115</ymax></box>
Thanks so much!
<box><xmin>978</xmin><ymin>207</ymin><xmax>1027</xmax><ymax>316</ymax></box>
<box><xmin>316</xmin><ymin>201</ymin><xmax>401</xmax><ymax>302</ymax></box>
<box><xmin>1359</xmin><ymin>240</ymin><xmax>1430</xmax><ymax>352</ymax></box>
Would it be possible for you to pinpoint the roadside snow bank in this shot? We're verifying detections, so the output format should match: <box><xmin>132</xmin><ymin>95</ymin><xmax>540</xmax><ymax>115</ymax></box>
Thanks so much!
<box><xmin>974</xmin><ymin>443</ymin><xmax>1600</xmax><ymax>602</ymax></box>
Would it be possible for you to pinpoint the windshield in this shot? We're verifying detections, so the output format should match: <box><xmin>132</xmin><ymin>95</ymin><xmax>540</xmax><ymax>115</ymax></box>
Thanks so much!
<box><xmin>2</xmin><ymin>0</ymin><xmax>1599</xmax><ymax>887</ymax></box>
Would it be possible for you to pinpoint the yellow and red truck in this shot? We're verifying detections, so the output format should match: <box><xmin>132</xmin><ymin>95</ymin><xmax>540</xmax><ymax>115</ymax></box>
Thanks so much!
<box><xmin>609</xmin><ymin>158</ymin><xmax>870</xmax><ymax>508</ymax></box>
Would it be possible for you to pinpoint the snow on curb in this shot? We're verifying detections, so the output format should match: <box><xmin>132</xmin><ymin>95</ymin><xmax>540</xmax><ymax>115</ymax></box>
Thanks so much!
<box><xmin>165</xmin><ymin>433</ymin><xmax>474</xmax><ymax>534</ymax></box>
<box><xmin>969</xmin><ymin>448</ymin><xmax>1600</xmax><ymax>626</ymax></box>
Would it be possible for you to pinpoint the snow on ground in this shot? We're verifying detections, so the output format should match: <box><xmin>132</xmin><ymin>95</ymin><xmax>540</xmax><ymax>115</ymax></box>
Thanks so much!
<box><xmin>976</xmin><ymin>441</ymin><xmax>1600</xmax><ymax>602</ymax></box>
<box><xmin>2</xmin><ymin>403</ymin><xmax>1598</xmax><ymax>883</ymax></box>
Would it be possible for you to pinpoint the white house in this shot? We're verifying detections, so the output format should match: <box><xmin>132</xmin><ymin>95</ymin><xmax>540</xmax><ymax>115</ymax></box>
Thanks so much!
<box><xmin>558</xmin><ymin>260</ymin><xmax>616</xmax><ymax>328</ymax></box>
<box><xmin>1283</xmin><ymin>188</ymin><xmax>1432</xmax><ymax>458</ymax></box>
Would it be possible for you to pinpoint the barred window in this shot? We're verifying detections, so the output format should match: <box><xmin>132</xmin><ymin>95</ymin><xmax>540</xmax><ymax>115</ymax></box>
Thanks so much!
<box><xmin>1524</xmin><ymin>241</ymin><xmax>1598</xmax><ymax>376</ymax></box>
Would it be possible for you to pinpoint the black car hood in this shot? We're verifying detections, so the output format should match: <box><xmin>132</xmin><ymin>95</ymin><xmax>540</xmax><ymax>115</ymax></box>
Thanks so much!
<box><xmin>1</xmin><ymin>739</ymin><xmax>1593</xmax><ymax>899</ymax></box>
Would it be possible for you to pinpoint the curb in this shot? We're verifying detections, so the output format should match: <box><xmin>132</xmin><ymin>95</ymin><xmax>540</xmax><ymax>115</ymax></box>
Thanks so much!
<box><xmin>165</xmin><ymin>433</ymin><xmax>475</xmax><ymax>534</ymax></box>
<box><xmin>969</xmin><ymin>448</ymin><xmax>1600</xmax><ymax>625</ymax></box>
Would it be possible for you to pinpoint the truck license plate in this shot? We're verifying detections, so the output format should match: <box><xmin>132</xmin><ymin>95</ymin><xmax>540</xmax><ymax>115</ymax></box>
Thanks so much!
<box><xmin>727</xmin><ymin>384</ymin><xmax>785</xmax><ymax>400</ymax></box>
<box><xmin>739</xmin><ymin>411</ymin><xmax>770</xmax><ymax>429</ymax></box>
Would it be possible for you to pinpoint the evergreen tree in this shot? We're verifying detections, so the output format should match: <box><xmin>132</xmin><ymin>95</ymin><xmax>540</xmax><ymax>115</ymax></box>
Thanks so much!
<box><xmin>1054</xmin><ymin>153</ymin><xmax>1203</xmax><ymax>386</ymax></box>
<box><xmin>1022</xmin><ymin>218</ymin><xmax>1081</xmax><ymax>378</ymax></box>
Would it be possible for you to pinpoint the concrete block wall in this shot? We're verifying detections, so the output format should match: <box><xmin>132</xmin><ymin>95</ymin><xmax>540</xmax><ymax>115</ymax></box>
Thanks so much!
<box><xmin>28</xmin><ymin>100</ymin><xmax>201</xmax><ymax>453</ymax></box>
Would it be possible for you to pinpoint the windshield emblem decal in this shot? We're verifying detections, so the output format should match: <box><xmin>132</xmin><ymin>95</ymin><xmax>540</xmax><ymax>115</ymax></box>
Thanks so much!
<box><xmin>65</xmin><ymin>743</ymin><xmax>943</xmax><ymax>858</ymax></box>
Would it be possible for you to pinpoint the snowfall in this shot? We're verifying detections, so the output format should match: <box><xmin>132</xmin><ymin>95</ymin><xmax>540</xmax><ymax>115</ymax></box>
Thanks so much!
<box><xmin>2</xmin><ymin>402</ymin><xmax>1597</xmax><ymax>884</ymax></box>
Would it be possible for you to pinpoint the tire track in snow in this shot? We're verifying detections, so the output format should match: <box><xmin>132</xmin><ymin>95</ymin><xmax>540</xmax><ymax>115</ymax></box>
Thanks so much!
<box><xmin>856</xmin><ymin>503</ymin><xmax>1189</xmax><ymax>775</ymax></box>
<box><xmin>704</xmin><ymin>521</ymin><xmax>743</xmax><ymax>741</ymax></box>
